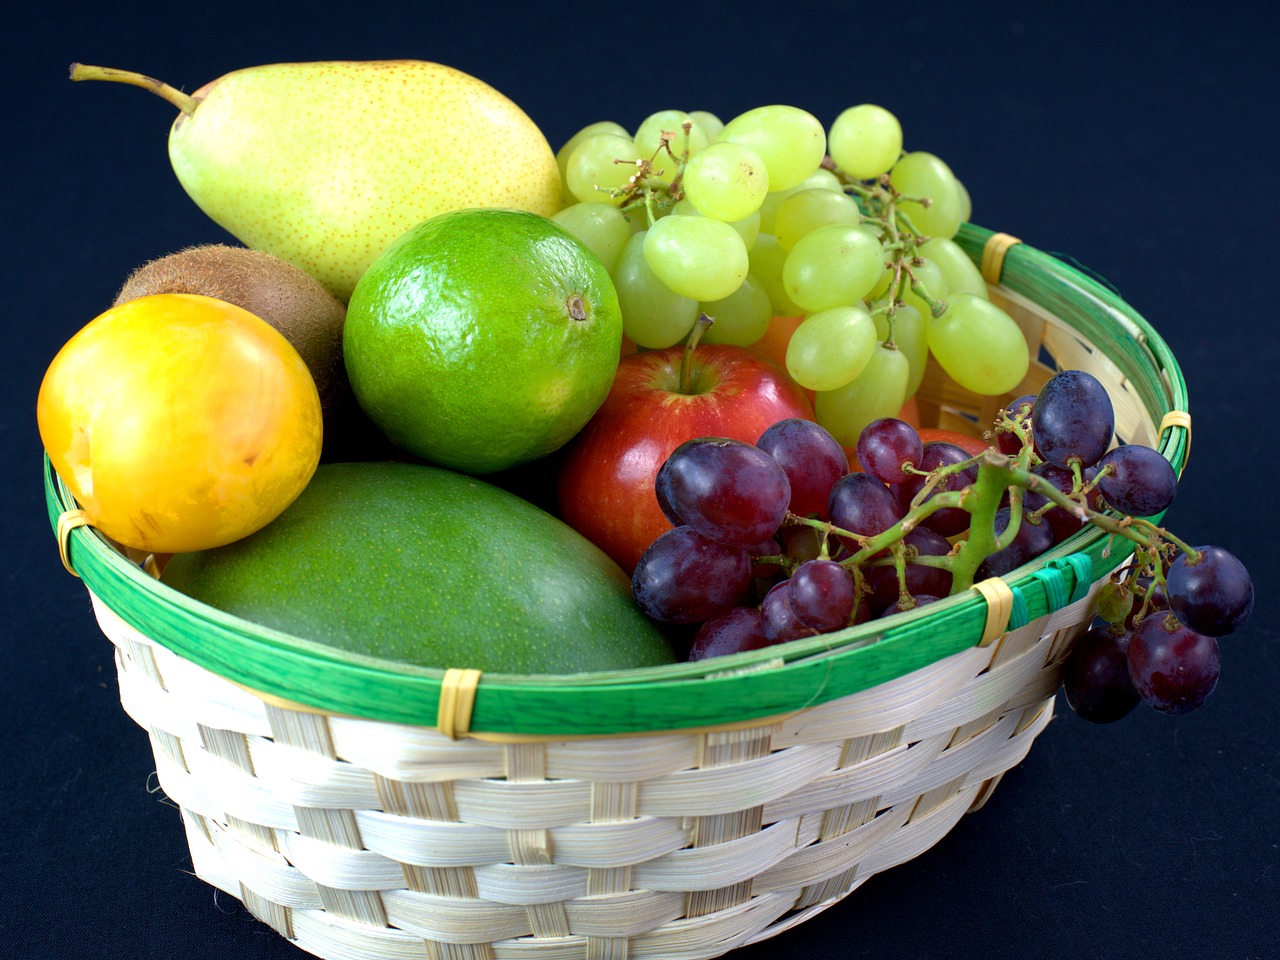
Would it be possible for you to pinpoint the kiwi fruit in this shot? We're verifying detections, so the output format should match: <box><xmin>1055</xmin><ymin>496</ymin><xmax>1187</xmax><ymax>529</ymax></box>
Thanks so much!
<box><xmin>114</xmin><ymin>244</ymin><xmax>388</xmax><ymax>460</ymax></box>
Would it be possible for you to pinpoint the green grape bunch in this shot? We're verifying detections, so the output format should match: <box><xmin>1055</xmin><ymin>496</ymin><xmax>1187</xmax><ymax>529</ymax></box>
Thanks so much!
<box><xmin>550</xmin><ymin>103</ymin><xmax>1031</xmax><ymax>446</ymax></box>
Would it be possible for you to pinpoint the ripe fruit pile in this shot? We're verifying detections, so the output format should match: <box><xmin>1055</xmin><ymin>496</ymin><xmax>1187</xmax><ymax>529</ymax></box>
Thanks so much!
<box><xmin>631</xmin><ymin>369</ymin><xmax>1253</xmax><ymax>718</ymax></box>
<box><xmin>551</xmin><ymin>104</ymin><xmax>1029</xmax><ymax>446</ymax></box>
<box><xmin>44</xmin><ymin>58</ymin><xmax>1254</xmax><ymax>705</ymax></box>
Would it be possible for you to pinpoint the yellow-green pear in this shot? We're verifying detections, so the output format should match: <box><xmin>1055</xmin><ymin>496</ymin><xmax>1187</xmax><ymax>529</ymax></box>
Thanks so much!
<box><xmin>70</xmin><ymin>61</ymin><xmax>563</xmax><ymax>300</ymax></box>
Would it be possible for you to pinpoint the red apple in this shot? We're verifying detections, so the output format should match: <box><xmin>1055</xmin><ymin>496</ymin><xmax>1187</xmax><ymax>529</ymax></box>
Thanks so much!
<box><xmin>557</xmin><ymin>342</ymin><xmax>815</xmax><ymax>575</ymax></box>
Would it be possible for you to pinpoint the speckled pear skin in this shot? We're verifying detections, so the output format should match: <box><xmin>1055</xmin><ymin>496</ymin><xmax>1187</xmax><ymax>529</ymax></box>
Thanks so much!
<box><xmin>167</xmin><ymin>60</ymin><xmax>563</xmax><ymax>301</ymax></box>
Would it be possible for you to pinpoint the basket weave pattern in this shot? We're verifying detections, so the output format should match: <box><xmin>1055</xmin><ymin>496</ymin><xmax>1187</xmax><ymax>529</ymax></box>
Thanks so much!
<box><xmin>49</xmin><ymin>228</ymin><xmax>1188</xmax><ymax>960</ymax></box>
<box><xmin>96</xmin><ymin>576</ymin><xmax>1101</xmax><ymax>960</ymax></box>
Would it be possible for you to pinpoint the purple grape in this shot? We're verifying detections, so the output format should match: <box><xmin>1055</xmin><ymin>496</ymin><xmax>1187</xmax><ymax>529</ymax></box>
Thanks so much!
<box><xmin>864</xmin><ymin>527</ymin><xmax>954</xmax><ymax>611</ymax></box>
<box><xmin>788</xmin><ymin>559</ymin><xmax>856</xmax><ymax>632</ymax></box>
<box><xmin>632</xmin><ymin>526</ymin><xmax>752</xmax><ymax>624</ymax></box>
<box><xmin>855</xmin><ymin>417</ymin><xmax>924</xmax><ymax>484</ymax></box>
<box><xmin>1165</xmin><ymin>546</ymin><xmax>1254</xmax><ymax>637</ymax></box>
<box><xmin>756</xmin><ymin>418</ymin><xmax>849</xmax><ymax>518</ymax></box>
<box><xmin>746</xmin><ymin>537</ymin><xmax>783</xmax><ymax>581</ymax></box>
<box><xmin>1032</xmin><ymin>369</ymin><xmax>1115</xmax><ymax>468</ymax></box>
<box><xmin>780</xmin><ymin>524</ymin><xmax>825</xmax><ymax>564</ymax></box>
<box><xmin>1062</xmin><ymin>626</ymin><xmax>1141</xmax><ymax>723</ymax></box>
<box><xmin>760</xmin><ymin>581</ymin><xmax>818</xmax><ymax>643</ymax></box>
<box><xmin>895</xmin><ymin>441</ymin><xmax>978</xmax><ymax>537</ymax></box>
<box><xmin>1124</xmin><ymin>578</ymin><xmax>1169</xmax><ymax>630</ymax></box>
<box><xmin>1127</xmin><ymin>614</ymin><xmax>1221</xmax><ymax>715</ymax></box>
<box><xmin>995</xmin><ymin>394</ymin><xmax>1037</xmax><ymax>456</ymax></box>
<box><xmin>688</xmin><ymin>607</ymin><xmax>770</xmax><ymax>660</ymax></box>
<box><xmin>1080</xmin><ymin>466</ymin><xmax>1106</xmax><ymax>512</ymax></box>
<box><xmin>655</xmin><ymin>437</ymin><xmax>791</xmax><ymax>548</ymax></box>
<box><xmin>976</xmin><ymin>506</ymin><xmax>1056</xmax><ymax>580</ymax></box>
<box><xmin>828</xmin><ymin>472</ymin><xmax>905</xmax><ymax>549</ymax></box>
<box><xmin>1094</xmin><ymin>444</ymin><xmax>1177</xmax><ymax>517</ymax></box>
<box><xmin>1023</xmin><ymin>462</ymin><xmax>1086</xmax><ymax>544</ymax></box>
<box><xmin>655</xmin><ymin>471</ymin><xmax>684</xmax><ymax>525</ymax></box>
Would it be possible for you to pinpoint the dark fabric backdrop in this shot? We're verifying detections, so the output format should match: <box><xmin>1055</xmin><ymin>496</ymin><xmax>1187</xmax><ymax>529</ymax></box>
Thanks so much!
<box><xmin>3</xmin><ymin>4</ymin><xmax>1277</xmax><ymax>959</ymax></box>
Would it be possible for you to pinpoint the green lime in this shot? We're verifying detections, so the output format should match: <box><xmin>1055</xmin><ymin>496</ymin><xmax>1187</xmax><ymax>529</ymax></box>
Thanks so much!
<box><xmin>344</xmin><ymin>208</ymin><xmax>622</xmax><ymax>473</ymax></box>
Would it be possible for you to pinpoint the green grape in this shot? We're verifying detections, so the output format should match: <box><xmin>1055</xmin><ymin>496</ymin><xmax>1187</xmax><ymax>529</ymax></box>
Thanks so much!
<box><xmin>748</xmin><ymin>234</ymin><xmax>804</xmax><ymax>316</ymax></box>
<box><xmin>676</xmin><ymin>199</ymin><xmax>761</xmax><ymax>250</ymax></box>
<box><xmin>901</xmin><ymin>257</ymin><xmax>949</xmax><ymax>318</ymax></box>
<box><xmin>551</xmin><ymin>202</ymin><xmax>633</xmax><ymax>274</ymax></box>
<box><xmin>890</xmin><ymin>151</ymin><xmax>964</xmax><ymax>240</ymax></box>
<box><xmin>758</xmin><ymin>168</ymin><xmax>842</xmax><ymax>233</ymax></box>
<box><xmin>730</xmin><ymin>209</ymin><xmax>761</xmax><ymax>250</ymax></box>
<box><xmin>613</xmin><ymin>231</ymin><xmax>700</xmax><ymax>348</ymax></box>
<box><xmin>689</xmin><ymin>110</ymin><xmax>725</xmax><ymax>141</ymax></box>
<box><xmin>920</xmin><ymin>237</ymin><xmax>988</xmax><ymax>300</ymax></box>
<box><xmin>566</xmin><ymin>133</ymin><xmax>643</xmax><ymax>205</ymax></box>
<box><xmin>868</xmin><ymin>260</ymin><xmax>895</xmax><ymax>300</ymax></box>
<box><xmin>814</xmin><ymin>343</ymin><xmax>910</xmax><ymax>447</ymax></box>
<box><xmin>872</xmin><ymin>302</ymin><xmax>930</xmax><ymax>396</ymax></box>
<box><xmin>634</xmin><ymin>109</ymin><xmax>712</xmax><ymax>166</ymax></box>
<box><xmin>557</xmin><ymin>121</ymin><xmax>631</xmax><ymax>199</ymax></box>
<box><xmin>643</xmin><ymin>214</ymin><xmax>749</xmax><ymax>302</ymax></box>
<box><xmin>625</xmin><ymin>183</ymin><xmax>684</xmax><ymax>230</ymax></box>
<box><xmin>801</xmin><ymin>167</ymin><xmax>843</xmax><ymax>192</ymax></box>
<box><xmin>956</xmin><ymin>177</ymin><xmax>973</xmax><ymax>223</ymax></box>
<box><xmin>719</xmin><ymin>105</ymin><xmax>827</xmax><ymax>192</ymax></box>
<box><xmin>682</xmin><ymin>140</ymin><xmax>770</xmax><ymax>221</ymax></box>
<box><xmin>927</xmin><ymin>292</ymin><xmax>1030</xmax><ymax>395</ymax></box>
<box><xmin>828</xmin><ymin>104</ymin><xmax>903</xmax><ymax>180</ymax></box>
<box><xmin>785</xmin><ymin>305</ymin><xmax>877</xmax><ymax>391</ymax></box>
<box><xmin>774</xmin><ymin>188</ymin><xmax>864</xmax><ymax>251</ymax></box>
<box><xmin>700</xmin><ymin>273</ymin><xmax>772</xmax><ymax>347</ymax></box>
<box><xmin>782</xmin><ymin>224</ymin><xmax>884</xmax><ymax>312</ymax></box>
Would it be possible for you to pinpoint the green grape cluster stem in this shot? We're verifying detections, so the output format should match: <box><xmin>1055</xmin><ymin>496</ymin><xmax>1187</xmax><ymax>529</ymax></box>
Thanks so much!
<box><xmin>611</xmin><ymin>123</ymin><xmax>692</xmax><ymax>226</ymax></box>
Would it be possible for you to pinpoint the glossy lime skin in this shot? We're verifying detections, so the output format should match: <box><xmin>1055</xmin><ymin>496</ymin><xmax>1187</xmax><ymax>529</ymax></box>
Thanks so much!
<box><xmin>162</xmin><ymin>461</ymin><xmax>675</xmax><ymax>675</ymax></box>
<box><xmin>344</xmin><ymin>209</ymin><xmax>622</xmax><ymax>475</ymax></box>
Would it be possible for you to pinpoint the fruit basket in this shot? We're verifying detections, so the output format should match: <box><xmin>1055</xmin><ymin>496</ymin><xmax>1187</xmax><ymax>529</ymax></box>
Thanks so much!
<box><xmin>45</xmin><ymin>224</ymin><xmax>1189</xmax><ymax>960</ymax></box>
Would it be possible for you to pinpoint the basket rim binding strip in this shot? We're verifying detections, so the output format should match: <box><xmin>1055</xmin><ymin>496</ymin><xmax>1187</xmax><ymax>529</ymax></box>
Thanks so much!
<box><xmin>44</xmin><ymin>222</ymin><xmax>1190</xmax><ymax>738</ymax></box>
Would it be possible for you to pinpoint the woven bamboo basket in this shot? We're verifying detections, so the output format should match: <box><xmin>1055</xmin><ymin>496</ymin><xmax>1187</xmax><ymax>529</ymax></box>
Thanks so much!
<box><xmin>45</xmin><ymin>225</ymin><xmax>1190</xmax><ymax>960</ymax></box>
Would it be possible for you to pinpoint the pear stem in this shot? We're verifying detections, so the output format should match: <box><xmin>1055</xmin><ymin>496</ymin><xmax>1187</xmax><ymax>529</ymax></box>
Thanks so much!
<box><xmin>69</xmin><ymin>63</ymin><xmax>198</xmax><ymax>115</ymax></box>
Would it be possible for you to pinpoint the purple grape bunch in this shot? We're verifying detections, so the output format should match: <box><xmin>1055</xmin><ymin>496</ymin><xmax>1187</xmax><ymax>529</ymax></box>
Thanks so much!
<box><xmin>1023</xmin><ymin>371</ymin><xmax>1251</xmax><ymax>720</ymax></box>
<box><xmin>630</xmin><ymin>370</ymin><xmax>1252</xmax><ymax>718</ymax></box>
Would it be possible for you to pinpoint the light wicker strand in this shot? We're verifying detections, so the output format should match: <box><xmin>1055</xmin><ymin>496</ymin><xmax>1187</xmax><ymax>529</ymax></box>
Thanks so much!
<box><xmin>1158</xmin><ymin>410</ymin><xmax>1192</xmax><ymax>474</ymax></box>
<box><xmin>438</xmin><ymin>668</ymin><xmax>482</xmax><ymax>740</ymax></box>
<box><xmin>980</xmin><ymin>232</ymin><xmax>1022</xmax><ymax>284</ymax></box>
<box><xmin>56</xmin><ymin>508</ymin><xmax>91</xmax><ymax>577</ymax></box>
<box><xmin>973</xmin><ymin>578</ymin><xmax>1015</xmax><ymax>646</ymax></box>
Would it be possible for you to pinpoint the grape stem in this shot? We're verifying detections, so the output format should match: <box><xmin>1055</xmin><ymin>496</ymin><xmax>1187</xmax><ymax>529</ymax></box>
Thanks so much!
<box><xmin>782</xmin><ymin>447</ymin><xmax>1198</xmax><ymax>598</ymax></box>
<box><xmin>610</xmin><ymin>125</ymin><xmax>693</xmax><ymax>226</ymax></box>
<box><xmin>842</xmin><ymin>173</ymin><xmax>946</xmax><ymax>334</ymax></box>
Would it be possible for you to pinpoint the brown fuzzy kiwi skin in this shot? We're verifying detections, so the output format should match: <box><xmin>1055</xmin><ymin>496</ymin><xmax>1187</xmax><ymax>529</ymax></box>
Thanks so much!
<box><xmin>114</xmin><ymin>244</ymin><xmax>390</xmax><ymax>461</ymax></box>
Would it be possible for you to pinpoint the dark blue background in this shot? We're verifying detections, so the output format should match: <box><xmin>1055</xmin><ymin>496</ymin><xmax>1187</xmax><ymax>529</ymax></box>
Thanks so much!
<box><xmin>3</xmin><ymin>4</ymin><xmax>1277</xmax><ymax>958</ymax></box>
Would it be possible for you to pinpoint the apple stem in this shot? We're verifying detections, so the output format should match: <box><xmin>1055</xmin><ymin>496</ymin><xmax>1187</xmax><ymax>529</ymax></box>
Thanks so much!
<box><xmin>69</xmin><ymin>63</ymin><xmax>198</xmax><ymax>115</ymax></box>
<box><xmin>679</xmin><ymin>313</ymin><xmax>714</xmax><ymax>394</ymax></box>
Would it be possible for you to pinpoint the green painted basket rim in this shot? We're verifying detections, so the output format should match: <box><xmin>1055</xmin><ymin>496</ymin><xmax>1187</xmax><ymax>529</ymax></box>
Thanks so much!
<box><xmin>44</xmin><ymin>223</ymin><xmax>1190</xmax><ymax>737</ymax></box>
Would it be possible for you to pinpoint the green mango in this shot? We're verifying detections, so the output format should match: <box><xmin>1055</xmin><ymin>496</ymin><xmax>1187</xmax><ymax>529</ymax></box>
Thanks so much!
<box><xmin>162</xmin><ymin>461</ymin><xmax>675</xmax><ymax>674</ymax></box>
